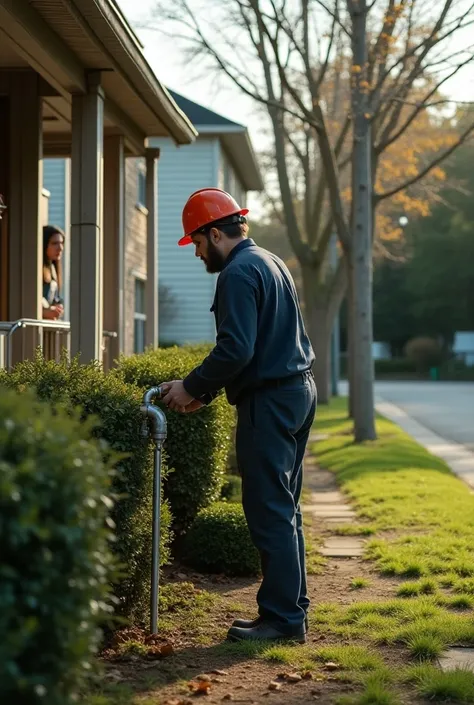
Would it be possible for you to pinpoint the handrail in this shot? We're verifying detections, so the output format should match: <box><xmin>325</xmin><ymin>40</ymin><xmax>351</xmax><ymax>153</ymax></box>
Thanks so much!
<box><xmin>0</xmin><ymin>318</ymin><xmax>118</xmax><ymax>370</ymax></box>
<box><xmin>0</xmin><ymin>318</ymin><xmax>71</xmax><ymax>333</ymax></box>
<box><xmin>0</xmin><ymin>318</ymin><xmax>71</xmax><ymax>370</ymax></box>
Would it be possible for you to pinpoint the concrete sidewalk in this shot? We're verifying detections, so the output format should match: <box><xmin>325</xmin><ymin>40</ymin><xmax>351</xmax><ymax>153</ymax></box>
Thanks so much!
<box><xmin>376</xmin><ymin>397</ymin><xmax>474</xmax><ymax>490</ymax></box>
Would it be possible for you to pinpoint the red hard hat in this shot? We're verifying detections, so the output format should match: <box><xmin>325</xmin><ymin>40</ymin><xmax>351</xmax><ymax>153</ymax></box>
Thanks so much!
<box><xmin>179</xmin><ymin>188</ymin><xmax>249</xmax><ymax>246</ymax></box>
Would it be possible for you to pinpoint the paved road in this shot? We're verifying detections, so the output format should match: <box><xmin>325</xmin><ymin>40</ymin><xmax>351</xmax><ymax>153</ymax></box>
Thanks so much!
<box><xmin>374</xmin><ymin>381</ymin><xmax>474</xmax><ymax>452</ymax></box>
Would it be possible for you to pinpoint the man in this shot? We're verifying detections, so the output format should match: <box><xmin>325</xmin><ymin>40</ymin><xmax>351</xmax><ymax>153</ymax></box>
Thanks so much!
<box><xmin>162</xmin><ymin>188</ymin><xmax>316</xmax><ymax>644</ymax></box>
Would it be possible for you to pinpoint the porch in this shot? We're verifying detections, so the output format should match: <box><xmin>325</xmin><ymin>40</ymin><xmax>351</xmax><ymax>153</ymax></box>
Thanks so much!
<box><xmin>0</xmin><ymin>0</ymin><xmax>196</xmax><ymax>368</ymax></box>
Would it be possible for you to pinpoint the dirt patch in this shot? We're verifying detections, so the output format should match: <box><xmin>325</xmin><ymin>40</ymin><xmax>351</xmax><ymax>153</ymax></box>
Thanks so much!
<box><xmin>95</xmin><ymin>464</ymin><xmax>426</xmax><ymax>705</ymax></box>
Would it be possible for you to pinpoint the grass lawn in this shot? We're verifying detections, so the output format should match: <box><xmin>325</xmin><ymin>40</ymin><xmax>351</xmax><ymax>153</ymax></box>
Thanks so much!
<box><xmin>303</xmin><ymin>398</ymin><xmax>474</xmax><ymax>703</ymax></box>
<box><xmin>84</xmin><ymin>398</ymin><xmax>474</xmax><ymax>704</ymax></box>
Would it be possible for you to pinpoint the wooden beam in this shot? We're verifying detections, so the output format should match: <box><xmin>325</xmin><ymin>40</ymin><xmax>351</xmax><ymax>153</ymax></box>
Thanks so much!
<box><xmin>145</xmin><ymin>148</ymin><xmax>160</xmax><ymax>348</ymax></box>
<box><xmin>70</xmin><ymin>72</ymin><xmax>104</xmax><ymax>363</ymax></box>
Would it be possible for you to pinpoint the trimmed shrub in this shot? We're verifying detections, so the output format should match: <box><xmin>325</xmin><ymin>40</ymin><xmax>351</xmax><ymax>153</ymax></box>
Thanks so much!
<box><xmin>374</xmin><ymin>357</ymin><xmax>418</xmax><ymax>377</ymax></box>
<box><xmin>183</xmin><ymin>502</ymin><xmax>260</xmax><ymax>576</ymax></box>
<box><xmin>0</xmin><ymin>354</ymin><xmax>172</xmax><ymax>623</ymax></box>
<box><xmin>221</xmin><ymin>474</ymin><xmax>242</xmax><ymax>503</ymax></box>
<box><xmin>0</xmin><ymin>387</ymin><xmax>114</xmax><ymax>704</ymax></box>
<box><xmin>404</xmin><ymin>337</ymin><xmax>444</xmax><ymax>373</ymax></box>
<box><xmin>116</xmin><ymin>346</ymin><xmax>235</xmax><ymax>531</ymax></box>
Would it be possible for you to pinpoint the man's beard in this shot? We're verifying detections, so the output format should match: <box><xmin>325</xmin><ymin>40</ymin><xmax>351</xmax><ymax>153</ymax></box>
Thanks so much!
<box><xmin>202</xmin><ymin>239</ymin><xmax>226</xmax><ymax>273</ymax></box>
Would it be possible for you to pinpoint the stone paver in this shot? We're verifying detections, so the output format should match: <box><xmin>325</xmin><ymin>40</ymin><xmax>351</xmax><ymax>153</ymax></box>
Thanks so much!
<box><xmin>309</xmin><ymin>432</ymin><xmax>329</xmax><ymax>442</ymax></box>
<box><xmin>307</xmin><ymin>505</ymin><xmax>356</xmax><ymax>518</ymax></box>
<box><xmin>320</xmin><ymin>537</ymin><xmax>364</xmax><ymax>558</ymax></box>
<box><xmin>439</xmin><ymin>648</ymin><xmax>474</xmax><ymax>673</ymax></box>
<box><xmin>302</xmin><ymin>464</ymin><xmax>363</xmax><ymax>557</ymax></box>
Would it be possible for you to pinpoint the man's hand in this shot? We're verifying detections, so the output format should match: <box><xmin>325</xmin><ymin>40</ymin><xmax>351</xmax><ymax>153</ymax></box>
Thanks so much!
<box><xmin>161</xmin><ymin>380</ymin><xmax>195</xmax><ymax>413</ymax></box>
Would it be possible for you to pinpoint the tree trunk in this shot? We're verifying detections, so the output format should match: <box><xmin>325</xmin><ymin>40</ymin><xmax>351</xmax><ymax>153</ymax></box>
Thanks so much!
<box><xmin>345</xmin><ymin>254</ymin><xmax>355</xmax><ymax>419</ymax></box>
<box><xmin>301</xmin><ymin>265</ymin><xmax>331</xmax><ymax>403</ymax></box>
<box><xmin>350</xmin><ymin>0</ymin><xmax>377</xmax><ymax>441</ymax></box>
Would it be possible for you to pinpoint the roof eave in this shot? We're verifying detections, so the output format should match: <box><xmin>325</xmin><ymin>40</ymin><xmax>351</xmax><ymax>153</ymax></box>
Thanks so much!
<box><xmin>74</xmin><ymin>0</ymin><xmax>198</xmax><ymax>145</ymax></box>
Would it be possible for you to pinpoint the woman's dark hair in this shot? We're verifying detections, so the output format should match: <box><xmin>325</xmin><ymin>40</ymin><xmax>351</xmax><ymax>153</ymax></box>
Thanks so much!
<box><xmin>43</xmin><ymin>225</ymin><xmax>65</xmax><ymax>292</ymax></box>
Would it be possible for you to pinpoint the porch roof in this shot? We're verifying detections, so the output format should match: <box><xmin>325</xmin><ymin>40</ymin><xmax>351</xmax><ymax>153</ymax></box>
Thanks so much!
<box><xmin>0</xmin><ymin>0</ymin><xmax>197</xmax><ymax>154</ymax></box>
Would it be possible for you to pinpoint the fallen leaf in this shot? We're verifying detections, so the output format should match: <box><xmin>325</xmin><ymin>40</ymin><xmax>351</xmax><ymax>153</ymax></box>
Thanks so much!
<box><xmin>212</xmin><ymin>669</ymin><xmax>229</xmax><ymax>676</ymax></box>
<box><xmin>147</xmin><ymin>643</ymin><xmax>174</xmax><ymax>659</ymax></box>
<box><xmin>268</xmin><ymin>682</ymin><xmax>282</xmax><ymax>691</ymax></box>
<box><xmin>188</xmin><ymin>679</ymin><xmax>212</xmax><ymax>695</ymax></box>
<box><xmin>324</xmin><ymin>662</ymin><xmax>341</xmax><ymax>671</ymax></box>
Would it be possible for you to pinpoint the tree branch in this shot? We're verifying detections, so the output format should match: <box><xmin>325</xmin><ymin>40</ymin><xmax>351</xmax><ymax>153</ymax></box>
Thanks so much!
<box><xmin>375</xmin><ymin>121</ymin><xmax>474</xmax><ymax>201</ymax></box>
<box><xmin>376</xmin><ymin>55</ymin><xmax>474</xmax><ymax>153</ymax></box>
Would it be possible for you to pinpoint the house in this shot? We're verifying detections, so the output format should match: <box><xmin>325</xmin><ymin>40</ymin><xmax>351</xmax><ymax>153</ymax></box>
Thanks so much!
<box><xmin>150</xmin><ymin>90</ymin><xmax>264</xmax><ymax>345</ymax></box>
<box><xmin>453</xmin><ymin>332</ymin><xmax>474</xmax><ymax>366</ymax></box>
<box><xmin>43</xmin><ymin>89</ymin><xmax>264</xmax><ymax>352</ymax></box>
<box><xmin>0</xmin><ymin>0</ymin><xmax>197</xmax><ymax>369</ymax></box>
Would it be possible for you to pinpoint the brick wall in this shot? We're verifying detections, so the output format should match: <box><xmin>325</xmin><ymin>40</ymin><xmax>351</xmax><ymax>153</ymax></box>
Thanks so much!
<box><xmin>123</xmin><ymin>157</ymin><xmax>147</xmax><ymax>356</ymax></box>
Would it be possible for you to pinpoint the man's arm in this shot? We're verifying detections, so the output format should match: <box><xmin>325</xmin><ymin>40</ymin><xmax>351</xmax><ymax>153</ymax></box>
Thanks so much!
<box><xmin>183</xmin><ymin>270</ymin><xmax>259</xmax><ymax>399</ymax></box>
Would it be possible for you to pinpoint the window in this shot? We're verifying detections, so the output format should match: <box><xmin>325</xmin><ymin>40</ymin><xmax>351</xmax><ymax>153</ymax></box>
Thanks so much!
<box><xmin>134</xmin><ymin>278</ymin><xmax>147</xmax><ymax>353</ymax></box>
<box><xmin>137</xmin><ymin>163</ymin><xmax>146</xmax><ymax>207</ymax></box>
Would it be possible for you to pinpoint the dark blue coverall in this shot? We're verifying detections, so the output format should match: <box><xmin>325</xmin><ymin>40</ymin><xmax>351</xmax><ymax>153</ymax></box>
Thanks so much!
<box><xmin>183</xmin><ymin>238</ymin><xmax>316</xmax><ymax>634</ymax></box>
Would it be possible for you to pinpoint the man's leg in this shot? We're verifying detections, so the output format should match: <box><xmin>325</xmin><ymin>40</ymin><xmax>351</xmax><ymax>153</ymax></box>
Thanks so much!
<box><xmin>290</xmin><ymin>385</ymin><xmax>317</xmax><ymax>618</ymax></box>
<box><xmin>234</xmin><ymin>384</ymin><xmax>313</xmax><ymax>634</ymax></box>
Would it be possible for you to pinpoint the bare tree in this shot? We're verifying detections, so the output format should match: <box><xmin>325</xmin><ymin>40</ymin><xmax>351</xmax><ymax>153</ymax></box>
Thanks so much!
<box><xmin>143</xmin><ymin>0</ymin><xmax>474</xmax><ymax>440</ymax></box>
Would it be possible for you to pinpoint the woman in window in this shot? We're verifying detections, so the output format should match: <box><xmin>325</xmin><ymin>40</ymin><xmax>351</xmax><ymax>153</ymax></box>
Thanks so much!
<box><xmin>42</xmin><ymin>225</ymin><xmax>65</xmax><ymax>320</ymax></box>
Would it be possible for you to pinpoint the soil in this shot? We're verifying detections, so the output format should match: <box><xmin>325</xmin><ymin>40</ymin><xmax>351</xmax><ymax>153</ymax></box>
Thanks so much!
<box><xmin>100</xmin><ymin>462</ymin><xmax>426</xmax><ymax>705</ymax></box>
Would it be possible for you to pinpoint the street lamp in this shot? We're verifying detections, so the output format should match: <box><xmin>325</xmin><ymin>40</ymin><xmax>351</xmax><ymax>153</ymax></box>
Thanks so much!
<box><xmin>399</xmin><ymin>215</ymin><xmax>409</xmax><ymax>228</ymax></box>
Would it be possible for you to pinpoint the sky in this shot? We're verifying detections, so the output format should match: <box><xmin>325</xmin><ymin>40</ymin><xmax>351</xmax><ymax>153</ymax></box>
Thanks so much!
<box><xmin>117</xmin><ymin>0</ymin><xmax>474</xmax><ymax>216</ymax></box>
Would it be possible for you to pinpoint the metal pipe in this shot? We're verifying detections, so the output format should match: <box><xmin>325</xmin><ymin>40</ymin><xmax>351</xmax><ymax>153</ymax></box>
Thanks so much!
<box><xmin>150</xmin><ymin>445</ymin><xmax>162</xmax><ymax>635</ymax></box>
<box><xmin>6</xmin><ymin>321</ymin><xmax>21</xmax><ymax>370</ymax></box>
<box><xmin>140</xmin><ymin>386</ymin><xmax>168</xmax><ymax>634</ymax></box>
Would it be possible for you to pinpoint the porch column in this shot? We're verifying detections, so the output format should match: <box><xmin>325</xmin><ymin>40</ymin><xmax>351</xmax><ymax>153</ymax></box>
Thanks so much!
<box><xmin>70</xmin><ymin>72</ymin><xmax>104</xmax><ymax>363</ymax></box>
<box><xmin>103</xmin><ymin>134</ymin><xmax>125</xmax><ymax>368</ymax></box>
<box><xmin>145</xmin><ymin>148</ymin><xmax>160</xmax><ymax>348</ymax></box>
<box><xmin>8</xmin><ymin>71</ymin><xmax>43</xmax><ymax>358</ymax></box>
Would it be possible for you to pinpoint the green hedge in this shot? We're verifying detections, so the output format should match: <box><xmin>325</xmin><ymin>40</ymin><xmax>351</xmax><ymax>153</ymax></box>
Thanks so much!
<box><xmin>0</xmin><ymin>387</ymin><xmax>114</xmax><ymax>704</ymax></box>
<box><xmin>0</xmin><ymin>355</ymin><xmax>172</xmax><ymax>623</ymax></box>
<box><xmin>183</xmin><ymin>502</ymin><xmax>260</xmax><ymax>576</ymax></box>
<box><xmin>116</xmin><ymin>346</ymin><xmax>235</xmax><ymax>531</ymax></box>
<box><xmin>220</xmin><ymin>474</ymin><xmax>242</xmax><ymax>503</ymax></box>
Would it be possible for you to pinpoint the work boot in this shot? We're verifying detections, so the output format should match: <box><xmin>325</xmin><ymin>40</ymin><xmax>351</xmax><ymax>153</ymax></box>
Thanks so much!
<box><xmin>232</xmin><ymin>615</ymin><xmax>309</xmax><ymax>632</ymax></box>
<box><xmin>227</xmin><ymin>621</ymin><xmax>306</xmax><ymax>644</ymax></box>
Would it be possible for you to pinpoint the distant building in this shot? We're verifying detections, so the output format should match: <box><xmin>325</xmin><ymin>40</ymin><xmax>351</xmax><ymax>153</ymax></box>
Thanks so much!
<box><xmin>150</xmin><ymin>90</ymin><xmax>263</xmax><ymax>345</ymax></box>
<box><xmin>0</xmin><ymin>0</ymin><xmax>196</xmax><ymax>369</ymax></box>
<box><xmin>453</xmin><ymin>332</ymin><xmax>474</xmax><ymax>366</ymax></box>
<box><xmin>44</xmin><ymin>90</ymin><xmax>263</xmax><ymax>352</ymax></box>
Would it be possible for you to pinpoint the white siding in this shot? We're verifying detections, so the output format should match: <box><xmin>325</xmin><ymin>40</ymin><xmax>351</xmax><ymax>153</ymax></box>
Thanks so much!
<box><xmin>43</xmin><ymin>159</ymin><xmax>67</xmax><ymax>229</ymax></box>
<box><xmin>153</xmin><ymin>137</ymin><xmax>219</xmax><ymax>344</ymax></box>
<box><xmin>218</xmin><ymin>145</ymin><xmax>246</xmax><ymax>209</ymax></box>
<box><xmin>43</xmin><ymin>159</ymin><xmax>70</xmax><ymax>318</ymax></box>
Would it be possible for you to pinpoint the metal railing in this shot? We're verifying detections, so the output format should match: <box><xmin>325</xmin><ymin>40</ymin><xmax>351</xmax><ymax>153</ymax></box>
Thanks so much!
<box><xmin>0</xmin><ymin>318</ymin><xmax>117</xmax><ymax>370</ymax></box>
<box><xmin>0</xmin><ymin>318</ymin><xmax>71</xmax><ymax>370</ymax></box>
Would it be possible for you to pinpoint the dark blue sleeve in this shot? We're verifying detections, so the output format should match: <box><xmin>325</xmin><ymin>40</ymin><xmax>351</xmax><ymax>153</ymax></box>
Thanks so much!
<box><xmin>183</xmin><ymin>270</ymin><xmax>258</xmax><ymax>399</ymax></box>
